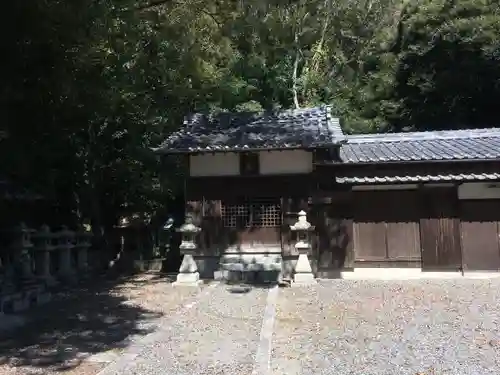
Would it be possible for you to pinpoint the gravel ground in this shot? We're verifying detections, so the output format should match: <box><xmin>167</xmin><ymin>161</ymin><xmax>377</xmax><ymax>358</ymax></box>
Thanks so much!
<box><xmin>0</xmin><ymin>273</ymin><xmax>206</xmax><ymax>375</ymax></box>
<box><xmin>3</xmin><ymin>277</ymin><xmax>500</xmax><ymax>375</ymax></box>
<box><xmin>98</xmin><ymin>283</ymin><xmax>270</xmax><ymax>375</ymax></box>
<box><xmin>272</xmin><ymin>279</ymin><xmax>500</xmax><ymax>375</ymax></box>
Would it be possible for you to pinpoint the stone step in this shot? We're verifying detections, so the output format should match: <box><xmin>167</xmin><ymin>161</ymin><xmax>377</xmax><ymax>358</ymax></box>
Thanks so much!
<box><xmin>220</xmin><ymin>268</ymin><xmax>281</xmax><ymax>284</ymax></box>
<box><xmin>220</xmin><ymin>262</ymin><xmax>281</xmax><ymax>272</ymax></box>
<box><xmin>220</xmin><ymin>253</ymin><xmax>282</xmax><ymax>272</ymax></box>
<box><xmin>219</xmin><ymin>253</ymin><xmax>282</xmax><ymax>284</ymax></box>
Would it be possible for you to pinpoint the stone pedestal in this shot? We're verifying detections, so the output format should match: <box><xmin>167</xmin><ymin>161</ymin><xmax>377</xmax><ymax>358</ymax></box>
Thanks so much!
<box><xmin>20</xmin><ymin>251</ymin><xmax>33</xmax><ymax>279</ymax></box>
<box><xmin>58</xmin><ymin>248</ymin><xmax>72</xmax><ymax>276</ymax></box>
<box><xmin>37</xmin><ymin>251</ymin><xmax>52</xmax><ymax>278</ymax></box>
<box><xmin>77</xmin><ymin>248</ymin><xmax>88</xmax><ymax>271</ymax></box>
<box><xmin>293</xmin><ymin>251</ymin><xmax>316</xmax><ymax>285</ymax></box>
<box><xmin>10</xmin><ymin>223</ymin><xmax>35</xmax><ymax>280</ymax></box>
<box><xmin>290</xmin><ymin>211</ymin><xmax>316</xmax><ymax>286</ymax></box>
<box><xmin>75</xmin><ymin>227</ymin><xmax>92</xmax><ymax>275</ymax></box>
<box><xmin>32</xmin><ymin>225</ymin><xmax>57</xmax><ymax>286</ymax></box>
<box><xmin>55</xmin><ymin>226</ymin><xmax>76</xmax><ymax>281</ymax></box>
<box><xmin>175</xmin><ymin>252</ymin><xmax>201</xmax><ymax>284</ymax></box>
<box><xmin>174</xmin><ymin>254</ymin><xmax>202</xmax><ymax>286</ymax></box>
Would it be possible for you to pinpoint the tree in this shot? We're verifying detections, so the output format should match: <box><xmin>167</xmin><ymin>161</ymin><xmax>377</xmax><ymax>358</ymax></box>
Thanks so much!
<box><xmin>381</xmin><ymin>0</ymin><xmax>500</xmax><ymax>131</ymax></box>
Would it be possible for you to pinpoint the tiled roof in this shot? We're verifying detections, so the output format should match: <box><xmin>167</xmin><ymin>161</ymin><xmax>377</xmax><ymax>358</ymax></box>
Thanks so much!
<box><xmin>153</xmin><ymin>106</ymin><xmax>346</xmax><ymax>153</ymax></box>
<box><xmin>336</xmin><ymin>173</ymin><xmax>500</xmax><ymax>184</ymax></box>
<box><xmin>340</xmin><ymin>128</ymin><xmax>500</xmax><ymax>163</ymax></box>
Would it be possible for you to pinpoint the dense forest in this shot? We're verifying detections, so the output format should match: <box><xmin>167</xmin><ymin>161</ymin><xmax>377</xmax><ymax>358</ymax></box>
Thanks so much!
<box><xmin>1</xmin><ymin>0</ymin><xmax>499</xmax><ymax>234</ymax></box>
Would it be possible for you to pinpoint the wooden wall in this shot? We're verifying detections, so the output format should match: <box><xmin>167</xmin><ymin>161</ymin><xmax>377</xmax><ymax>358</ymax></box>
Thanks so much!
<box><xmin>311</xmin><ymin>193</ymin><xmax>354</xmax><ymax>276</ymax></box>
<box><xmin>460</xmin><ymin>199</ymin><xmax>500</xmax><ymax>271</ymax></box>
<box><xmin>351</xmin><ymin>190</ymin><xmax>421</xmax><ymax>268</ymax></box>
<box><xmin>338</xmin><ymin>186</ymin><xmax>500</xmax><ymax>272</ymax></box>
<box><xmin>185</xmin><ymin>176</ymin><xmax>500</xmax><ymax>274</ymax></box>
<box><xmin>419</xmin><ymin>187</ymin><xmax>462</xmax><ymax>271</ymax></box>
<box><xmin>186</xmin><ymin>198</ymin><xmax>283</xmax><ymax>253</ymax></box>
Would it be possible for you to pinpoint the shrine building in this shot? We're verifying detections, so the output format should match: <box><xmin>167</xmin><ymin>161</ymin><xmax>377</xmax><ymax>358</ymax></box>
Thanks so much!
<box><xmin>154</xmin><ymin>106</ymin><xmax>500</xmax><ymax>281</ymax></box>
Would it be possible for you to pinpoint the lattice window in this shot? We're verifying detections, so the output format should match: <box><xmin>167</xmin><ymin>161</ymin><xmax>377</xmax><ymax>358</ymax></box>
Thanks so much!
<box><xmin>221</xmin><ymin>198</ymin><xmax>281</xmax><ymax>228</ymax></box>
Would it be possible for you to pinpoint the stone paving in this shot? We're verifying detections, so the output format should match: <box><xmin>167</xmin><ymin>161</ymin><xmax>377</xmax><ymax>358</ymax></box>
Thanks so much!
<box><xmin>2</xmin><ymin>277</ymin><xmax>500</xmax><ymax>375</ymax></box>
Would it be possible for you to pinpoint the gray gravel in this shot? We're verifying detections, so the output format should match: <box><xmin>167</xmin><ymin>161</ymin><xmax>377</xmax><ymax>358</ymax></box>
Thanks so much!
<box><xmin>99</xmin><ymin>283</ymin><xmax>269</xmax><ymax>375</ymax></box>
<box><xmin>272</xmin><ymin>279</ymin><xmax>500</xmax><ymax>375</ymax></box>
<box><xmin>96</xmin><ymin>278</ymin><xmax>500</xmax><ymax>375</ymax></box>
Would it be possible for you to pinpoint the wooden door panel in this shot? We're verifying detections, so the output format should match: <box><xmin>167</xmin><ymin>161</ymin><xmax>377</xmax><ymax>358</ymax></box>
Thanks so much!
<box><xmin>313</xmin><ymin>199</ymin><xmax>354</xmax><ymax>271</ymax></box>
<box><xmin>386</xmin><ymin>221</ymin><xmax>421</xmax><ymax>260</ymax></box>
<box><xmin>385</xmin><ymin>190</ymin><xmax>421</xmax><ymax>261</ymax></box>
<box><xmin>420</xmin><ymin>188</ymin><xmax>462</xmax><ymax>271</ymax></box>
<box><xmin>461</xmin><ymin>200</ymin><xmax>500</xmax><ymax>271</ymax></box>
<box><xmin>352</xmin><ymin>191</ymin><xmax>388</xmax><ymax>261</ymax></box>
<box><xmin>420</xmin><ymin>217</ymin><xmax>439</xmax><ymax>269</ymax></box>
<box><xmin>354</xmin><ymin>222</ymin><xmax>387</xmax><ymax>260</ymax></box>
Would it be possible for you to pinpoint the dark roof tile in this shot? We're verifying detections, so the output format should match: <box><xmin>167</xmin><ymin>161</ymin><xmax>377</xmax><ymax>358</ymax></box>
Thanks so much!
<box><xmin>341</xmin><ymin>128</ymin><xmax>500</xmax><ymax>163</ymax></box>
<box><xmin>336</xmin><ymin>173</ymin><xmax>500</xmax><ymax>184</ymax></box>
<box><xmin>154</xmin><ymin>106</ymin><xmax>346</xmax><ymax>153</ymax></box>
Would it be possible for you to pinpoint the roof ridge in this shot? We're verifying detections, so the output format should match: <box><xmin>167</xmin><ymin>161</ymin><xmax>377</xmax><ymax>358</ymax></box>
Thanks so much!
<box><xmin>323</xmin><ymin>105</ymin><xmax>346</xmax><ymax>141</ymax></box>
<box><xmin>346</xmin><ymin>128</ymin><xmax>500</xmax><ymax>144</ymax></box>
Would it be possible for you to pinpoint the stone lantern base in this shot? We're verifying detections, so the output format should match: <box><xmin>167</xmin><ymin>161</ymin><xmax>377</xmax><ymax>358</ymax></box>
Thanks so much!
<box><xmin>173</xmin><ymin>252</ymin><xmax>203</xmax><ymax>287</ymax></box>
<box><xmin>292</xmin><ymin>247</ymin><xmax>317</xmax><ymax>287</ymax></box>
<box><xmin>174</xmin><ymin>273</ymin><xmax>202</xmax><ymax>286</ymax></box>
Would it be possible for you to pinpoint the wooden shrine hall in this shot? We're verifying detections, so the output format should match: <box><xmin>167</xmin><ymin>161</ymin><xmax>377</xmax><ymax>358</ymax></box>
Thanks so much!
<box><xmin>154</xmin><ymin>106</ymin><xmax>500</xmax><ymax>282</ymax></box>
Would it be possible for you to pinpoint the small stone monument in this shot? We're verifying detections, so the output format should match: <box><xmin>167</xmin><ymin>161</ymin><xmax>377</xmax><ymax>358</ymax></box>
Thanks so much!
<box><xmin>55</xmin><ymin>226</ymin><xmax>76</xmax><ymax>281</ymax></box>
<box><xmin>10</xmin><ymin>222</ymin><xmax>35</xmax><ymax>279</ymax></box>
<box><xmin>32</xmin><ymin>225</ymin><xmax>57</xmax><ymax>286</ymax></box>
<box><xmin>174</xmin><ymin>214</ymin><xmax>202</xmax><ymax>286</ymax></box>
<box><xmin>75</xmin><ymin>225</ymin><xmax>92</xmax><ymax>272</ymax></box>
<box><xmin>290</xmin><ymin>210</ymin><xmax>316</xmax><ymax>286</ymax></box>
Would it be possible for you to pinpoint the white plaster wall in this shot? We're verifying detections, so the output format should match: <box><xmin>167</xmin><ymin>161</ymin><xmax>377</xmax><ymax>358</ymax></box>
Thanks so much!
<box><xmin>189</xmin><ymin>150</ymin><xmax>312</xmax><ymax>176</ymax></box>
<box><xmin>458</xmin><ymin>182</ymin><xmax>500</xmax><ymax>200</ymax></box>
<box><xmin>259</xmin><ymin>150</ymin><xmax>312</xmax><ymax>175</ymax></box>
<box><xmin>189</xmin><ymin>153</ymin><xmax>239</xmax><ymax>176</ymax></box>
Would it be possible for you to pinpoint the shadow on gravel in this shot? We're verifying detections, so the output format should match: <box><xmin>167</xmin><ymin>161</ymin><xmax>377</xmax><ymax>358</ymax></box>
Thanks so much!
<box><xmin>0</xmin><ymin>273</ymin><xmax>164</xmax><ymax>372</ymax></box>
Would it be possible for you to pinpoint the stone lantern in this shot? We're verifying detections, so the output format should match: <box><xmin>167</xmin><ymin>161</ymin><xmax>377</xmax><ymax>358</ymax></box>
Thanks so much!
<box><xmin>174</xmin><ymin>214</ymin><xmax>202</xmax><ymax>286</ymax></box>
<box><xmin>54</xmin><ymin>226</ymin><xmax>76</xmax><ymax>281</ymax></box>
<box><xmin>290</xmin><ymin>210</ymin><xmax>316</xmax><ymax>285</ymax></box>
<box><xmin>32</xmin><ymin>225</ymin><xmax>57</xmax><ymax>285</ymax></box>
<box><xmin>10</xmin><ymin>222</ymin><xmax>35</xmax><ymax>279</ymax></box>
<box><xmin>75</xmin><ymin>225</ymin><xmax>92</xmax><ymax>272</ymax></box>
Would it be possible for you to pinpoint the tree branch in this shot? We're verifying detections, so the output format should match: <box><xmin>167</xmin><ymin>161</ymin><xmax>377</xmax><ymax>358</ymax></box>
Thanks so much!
<box><xmin>136</xmin><ymin>0</ymin><xmax>223</xmax><ymax>28</ymax></box>
<box><xmin>292</xmin><ymin>32</ymin><xmax>301</xmax><ymax>109</ymax></box>
<box><xmin>136</xmin><ymin>0</ymin><xmax>173</xmax><ymax>11</ymax></box>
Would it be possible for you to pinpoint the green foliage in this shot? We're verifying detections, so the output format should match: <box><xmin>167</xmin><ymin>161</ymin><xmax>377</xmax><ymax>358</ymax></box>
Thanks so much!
<box><xmin>1</xmin><ymin>0</ymin><xmax>500</xmax><ymax>233</ymax></box>
<box><xmin>381</xmin><ymin>0</ymin><xmax>500</xmax><ymax>130</ymax></box>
